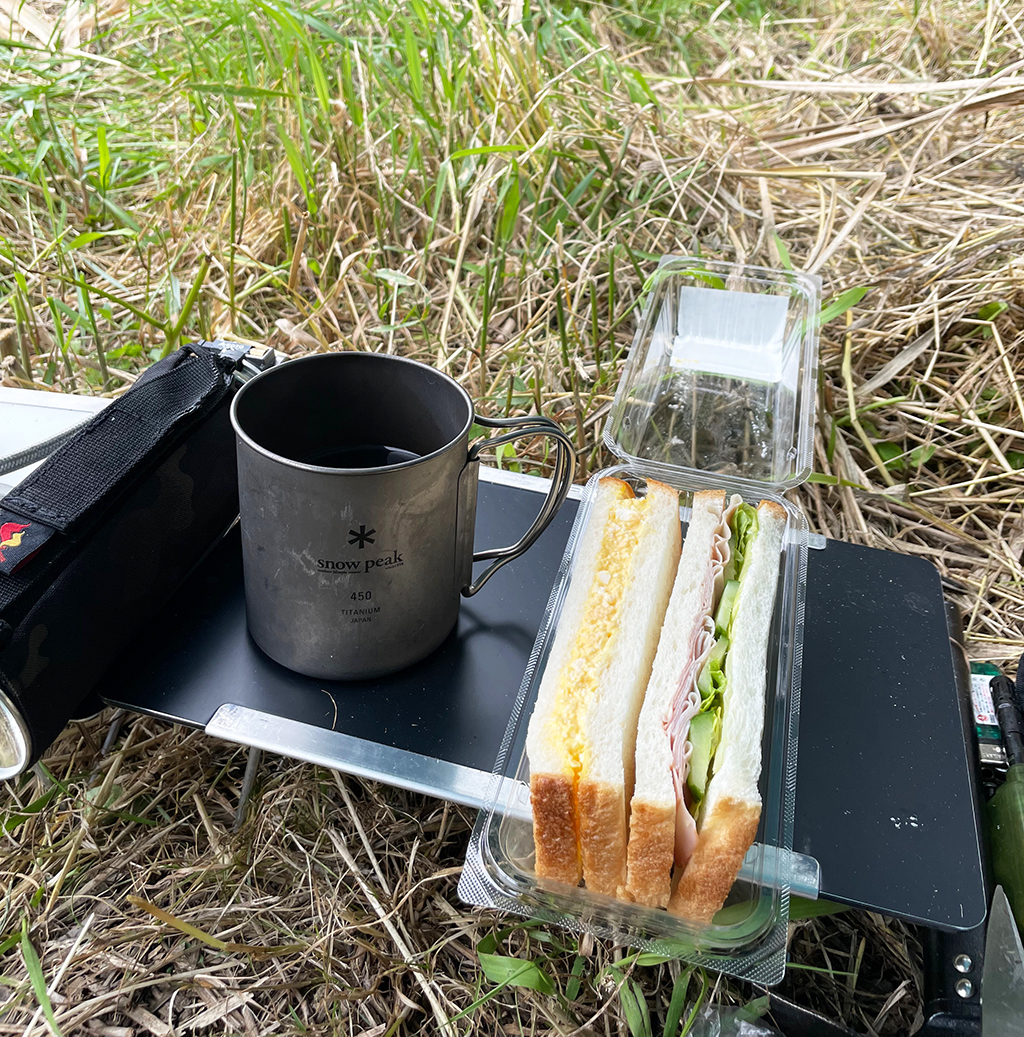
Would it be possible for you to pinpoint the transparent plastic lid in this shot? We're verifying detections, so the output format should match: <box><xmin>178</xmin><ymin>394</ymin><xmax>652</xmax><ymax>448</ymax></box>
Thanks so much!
<box><xmin>605</xmin><ymin>257</ymin><xmax>821</xmax><ymax>491</ymax></box>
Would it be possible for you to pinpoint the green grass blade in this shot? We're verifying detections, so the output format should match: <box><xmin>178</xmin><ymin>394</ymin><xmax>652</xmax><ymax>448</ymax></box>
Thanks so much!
<box><xmin>20</xmin><ymin>925</ymin><xmax>65</xmax><ymax>1037</ymax></box>
<box><xmin>618</xmin><ymin>974</ymin><xmax>652</xmax><ymax>1037</ymax></box>
<box><xmin>477</xmin><ymin>952</ymin><xmax>555</xmax><ymax>994</ymax></box>
<box><xmin>450</xmin><ymin>144</ymin><xmax>523</xmax><ymax>160</ymax></box>
<box><xmin>663</xmin><ymin>967</ymin><xmax>692</xmax><ymax>1037</ymax></box>
<box><xmin>818</xmin><ymin>285</ymin><xmax>872</xmax><ymax>327</ymax></box>
<box><xmin>403</xmin><ymin>22</ymin><xmax>424</xmax><ymax>106</ymax></box>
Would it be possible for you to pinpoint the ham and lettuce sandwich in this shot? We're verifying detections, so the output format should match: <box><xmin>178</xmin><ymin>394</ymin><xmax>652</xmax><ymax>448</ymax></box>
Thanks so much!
<box><xmin>526</xmin><ymin>477</ymin><xmax>681</xmax><ymax>895</ymax></box>
<box><xmin>624</xmin><ymin>489</ymin><xmax>786</xmax><ymax>920</ymax></box>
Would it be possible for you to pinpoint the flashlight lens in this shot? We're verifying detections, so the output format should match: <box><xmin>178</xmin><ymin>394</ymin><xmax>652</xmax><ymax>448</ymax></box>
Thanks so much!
<box><xmin>0</xmin><ymin>692</ymin><xmax>29</xmax><ymax>780</ymax></box>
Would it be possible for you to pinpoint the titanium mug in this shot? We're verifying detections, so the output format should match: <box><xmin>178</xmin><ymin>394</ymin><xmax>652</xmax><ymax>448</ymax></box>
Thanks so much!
<box><xmin>230</xmin><ymin>352</ymin><xmax>575</xmax><ymax>679</ymax></box>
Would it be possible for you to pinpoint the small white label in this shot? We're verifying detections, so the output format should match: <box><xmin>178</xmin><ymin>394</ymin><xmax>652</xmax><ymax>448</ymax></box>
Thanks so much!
<box><xmin>971</xmin><ymin>673</ymin><xmax>997</xmax><ymax>726</ymax></box>
<box><xmin>670</xmin><ymin>286</ymin><xmax>792</xmax><ymax>385</ymax></box>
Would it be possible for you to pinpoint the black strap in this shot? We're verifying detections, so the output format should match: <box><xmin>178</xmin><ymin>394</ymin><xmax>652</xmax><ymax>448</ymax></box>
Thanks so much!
<box><xmin>0</xmin><ymin>346</ymin><xmax>234</xmax><ymax>589</ymax></box>
<box><xmin>3</xmin><ymin>346</ymin><xmax>228</xmax><ymax>534</ymax></box>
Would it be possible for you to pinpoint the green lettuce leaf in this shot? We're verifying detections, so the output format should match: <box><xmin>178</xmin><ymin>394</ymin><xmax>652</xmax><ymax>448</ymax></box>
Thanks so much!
<box><xmin>697</xmin><ymin>634</ymin><xmax>728</xmax><ymax>703</ymax></box>
<box><xmin>689</xmin><ymin>503</ymin><xmax>760</xmax><ymax>810</ymax></box>
<box><xmin>714</xmin><ymin>579</ymin><xmax>739</xmax><ymax>637</ymax></box>
<box><xmin>729</xmin><ymin>503</ymin><xmax>759</xmax><ymax>580</ymax></box>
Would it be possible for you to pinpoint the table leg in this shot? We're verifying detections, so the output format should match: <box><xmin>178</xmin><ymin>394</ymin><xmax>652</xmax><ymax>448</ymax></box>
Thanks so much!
<box><xmin>233</xmin><ymin>745</ymin><xmax>263</xmax><ymax>832</ymax></box>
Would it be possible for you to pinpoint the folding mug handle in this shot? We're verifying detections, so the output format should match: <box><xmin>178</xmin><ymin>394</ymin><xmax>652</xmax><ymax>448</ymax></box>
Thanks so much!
<box><xmin>461</xmin><ymin>414</ymin><xmax>576</xmax><ymax>597</ymax></box>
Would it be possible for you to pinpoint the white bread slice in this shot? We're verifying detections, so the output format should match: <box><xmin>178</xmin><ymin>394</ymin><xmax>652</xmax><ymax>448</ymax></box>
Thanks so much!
<box><xmin>527</xmin><ymin>478</ymin><xmax>632</xmax><ymax>887</ymax></box>
<box><xmin>623</xmin><ymin>489</ymin><xmax>726</xmax><ymax>907</ymax></box>
<box><xmin>527</xmin><ymin>478</ymin><xmax>681</xmax><ymax>892</ymax></box>
<box><xmin>577</xmin><ymin>480</ymin><xmax>681</xmax><ymax>894</ymax></box>
<box><xmin>669</xmin><ymin>499</ymin><xmax>787</xmax><ymax>921</ymax></box>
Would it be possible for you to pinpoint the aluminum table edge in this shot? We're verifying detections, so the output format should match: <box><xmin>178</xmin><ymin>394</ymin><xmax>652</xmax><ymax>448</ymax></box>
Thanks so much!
<box><xmin>204</xmin><ymin>701</ymin><xmax>821</xmax><ymax>900</ymax></box>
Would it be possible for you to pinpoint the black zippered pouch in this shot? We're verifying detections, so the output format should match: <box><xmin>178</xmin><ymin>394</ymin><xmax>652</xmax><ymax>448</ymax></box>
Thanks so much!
<box><xmin>0</xmin><ymin>342</ymin><xmax>268</xmax><ymax>776</ymax></box>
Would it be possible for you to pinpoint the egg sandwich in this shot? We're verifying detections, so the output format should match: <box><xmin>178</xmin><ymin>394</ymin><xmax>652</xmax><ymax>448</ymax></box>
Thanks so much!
<box><xmin>525</xmin><ymin>477</ymin><xmax>681</xmax><ymax>895</ymax></box>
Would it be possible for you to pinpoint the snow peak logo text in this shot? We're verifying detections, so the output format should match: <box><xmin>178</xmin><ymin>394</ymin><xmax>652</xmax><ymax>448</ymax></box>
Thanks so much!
<box><xmin>317</xmin><ymin>548</ymin><xmax>404</xmax><ymax>575</ymax></box>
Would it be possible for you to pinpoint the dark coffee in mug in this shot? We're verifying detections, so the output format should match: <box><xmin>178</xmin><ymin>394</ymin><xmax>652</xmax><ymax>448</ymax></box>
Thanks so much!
<box><xmin>301</xmin><ymin>444</ymin><xmax>421</xmax><ymax>469</ymax></box>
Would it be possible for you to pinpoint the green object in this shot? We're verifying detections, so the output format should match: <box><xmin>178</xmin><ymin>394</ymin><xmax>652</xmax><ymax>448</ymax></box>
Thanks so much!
<box><xmin>697</xmin><ymin>652</ymin><xmax>713</xmax><ymax>699</ymax></box>
<box><xmin>688</xmin><ymin>506</ymin><xmax>758</xmax><ymax>813</ymax></box>
<box><xmin>788</xmin><ymin>896</ymin><xmax>850</xmax><ymax>921</ymax></box>
<box><xmin>696</xmin><ymin>634</ymin><xmax>728</xmax><ymax>700</ymax></box>
<box><xmin>988</xmin><ymin>764</ymin><xmax>1024</xmax><ymax>936</ymax></box>
<box><xmin>714</xmin><ymin>580</ymin><xmax>739</xmax><ymax>637</ymax></box>
<box><xmin>687</xmin><ymin>712</ymin><xmax>715</xmax><ymax>802</ymax></box>
<box><xmin>971</xmin><ymin>663</ymin><xmax>1004</xmax><ymax>746</ymax></box>
<box><xmin>723</xmin><ymin>503</ymin><xmax>758</xmax><ymax>582</ymax></box>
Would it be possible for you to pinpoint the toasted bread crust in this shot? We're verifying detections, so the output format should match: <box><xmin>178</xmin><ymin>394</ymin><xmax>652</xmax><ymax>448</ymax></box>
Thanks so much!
<box><xmin>693</xmin><ymin>488</ymin><xmax>727</xmax><ymax>508</ymax></box>
<box><xmin>622</xmin><ymin>799</ymin><xmax>675</xmax><ymax>906</ymax></box>
<box><xmin>530</xmin><ymin>773</ymin><xmax>581</xmax><ymax>886</ymax></box>
<box><xmin>578</xmin><ymin>779</ymin><xmax>627</xmax><ymax>896</ymax></box>
<box><xmin>757</xmin><ymin>499</ymin><xmax>787</xmax><ymax>523</ymax></box>
<box><xmin>646</xmin><ymin>478</ymin><xmax>681</xmax><ymax>502</ymax></box>
<box><xmin>668</xmin><ymin>797</ymin><xmax>761</xmax><ymax>921</ymax></box>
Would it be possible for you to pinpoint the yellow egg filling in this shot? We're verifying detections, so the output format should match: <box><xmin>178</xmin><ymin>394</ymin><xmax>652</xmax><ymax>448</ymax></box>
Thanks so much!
<box><xmin>547</xmin><ymin>484</ymin><xmax>650</xmax><ymax>776</ymax></box>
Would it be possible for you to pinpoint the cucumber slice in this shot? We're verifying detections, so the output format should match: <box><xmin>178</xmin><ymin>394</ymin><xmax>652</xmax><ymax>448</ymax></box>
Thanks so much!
<box><xmin>714</xmin><ymin>579</ymin><xmax>740</xmax><ymax>637</ymax></box>
<box><xmin>708</xmin><ymin>632</ymin><xmax>729</xmax><ymax>667</ymax></box>
<box><xmin>696</xmin><ymin>634</ymin><xmax>729</xmax><ymax>701</ymax></box>
<box><xmin>697</xmin><ymin>658</ymin><xmax>713</xmax><ymax>699</ymax></box>
<box><xmin>687</xmin><ymin>711</ymin><xmax>716</xmax><ymax>802</ymax></box>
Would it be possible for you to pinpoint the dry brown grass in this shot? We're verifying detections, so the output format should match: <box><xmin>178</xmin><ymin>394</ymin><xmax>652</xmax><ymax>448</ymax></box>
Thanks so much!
<box><xmin>2</xmin><ymin>0</ymin><xmax>1023</xmax><ymax>1032</ymax></box>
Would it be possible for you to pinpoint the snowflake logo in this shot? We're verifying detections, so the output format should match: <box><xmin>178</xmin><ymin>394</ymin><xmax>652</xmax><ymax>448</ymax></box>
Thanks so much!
<box><xmin>348</xmin><ymin>524</ymin><xmax>376</xmax><ymax>549</ymax></box>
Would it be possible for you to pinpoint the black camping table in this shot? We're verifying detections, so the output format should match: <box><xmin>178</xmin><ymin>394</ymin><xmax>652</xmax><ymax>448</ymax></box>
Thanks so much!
<box><xmin>97</xmin><ymin>468</ymin><xmax>987</xmax><ymax>933</ymax></box>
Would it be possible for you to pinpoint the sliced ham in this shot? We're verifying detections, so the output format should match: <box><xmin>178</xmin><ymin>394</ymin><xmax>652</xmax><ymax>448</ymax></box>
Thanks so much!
<box><xmin>662</xmin><ymin>496</ymin><xmax>741</xmax><ymax>866</ymax></box>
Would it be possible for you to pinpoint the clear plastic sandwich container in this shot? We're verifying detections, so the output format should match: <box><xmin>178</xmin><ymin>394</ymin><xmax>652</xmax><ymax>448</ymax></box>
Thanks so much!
<box><xmin>459</xmin><ymin>257</ymin><xmax>822</xmax><ymax>984</ymax></box>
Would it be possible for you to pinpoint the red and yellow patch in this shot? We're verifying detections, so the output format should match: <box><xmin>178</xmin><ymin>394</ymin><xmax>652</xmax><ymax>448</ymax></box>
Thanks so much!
<box><xmin>0</xmin><ymin>521</ymin><xmax>31</xmax><ymax>564</ymax></box>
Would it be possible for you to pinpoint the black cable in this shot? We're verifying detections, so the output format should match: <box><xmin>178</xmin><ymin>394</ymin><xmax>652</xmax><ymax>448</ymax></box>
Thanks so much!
<box><xmin>0</xmin><ymin>423</ymin><xmax>89</xmax><ymax>477</ymax></box>
<box><xmin>1015</xmin><ymin>652</ymin><xmax>1024</xmax><ymax>718</ymax></box>
<box><xmin>993</xmin><ymin>675</ymin><xmax>1024</xmax><ymax>768</ymax></box>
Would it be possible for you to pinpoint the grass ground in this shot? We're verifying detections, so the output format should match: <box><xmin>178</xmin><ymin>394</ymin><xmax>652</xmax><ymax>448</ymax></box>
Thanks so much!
<box><xmin>1</xmin><ymin>0</ymin><xmax>1023</xmax><ymax>1032</ymax></box>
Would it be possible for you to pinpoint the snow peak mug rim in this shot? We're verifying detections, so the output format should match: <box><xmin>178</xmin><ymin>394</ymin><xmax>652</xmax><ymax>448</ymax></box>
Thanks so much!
<box><xmin>232</xmin><ymin>352</ymin><xmax>475</xmax><ymax>476</ymax></box>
